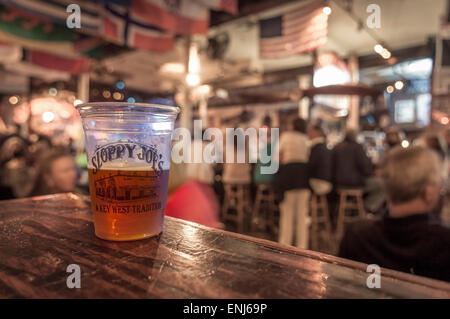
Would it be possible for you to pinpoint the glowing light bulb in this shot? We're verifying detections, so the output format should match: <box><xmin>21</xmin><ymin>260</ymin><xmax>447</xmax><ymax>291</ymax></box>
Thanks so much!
<box><xmin>394</xmin><ymin>81</ymin><xmax>404</xmax><ymax>90</ymax></box>
<box><xmin>103</xmin><ymin>90</ymin><xmax>111</xmax><ymax>98</ymax></box>
<box><xmin>374</xmin><ymin>44</ymin><xmax>383</xmax><ymax>54</ymax></box>
<box><xmin>113</xmin><ymin>92</ymin><xmax>123</xmax><ymax>100</ymax></box>
<box><xmin>9</xmin><ymin>96</ymin><xmax>19</xmax><ymax>104</ymax></box>
<box><xmin>186</xmin><ymin>73</ymin><xmax>200</xmax><ymax>87</ymax></box>
<box><xmin>42</xmin><ymin>111</ymin><xmax>55</xmax><ymax>123</ymax></box>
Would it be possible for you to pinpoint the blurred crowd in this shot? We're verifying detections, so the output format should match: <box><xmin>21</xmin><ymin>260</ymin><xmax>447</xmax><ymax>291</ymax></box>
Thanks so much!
<box><xmin>0</xmin><ymin>124</ymin><xmax>86</xmax><ymax>200</ymax></box>
<box><xmin>1</xmin><ymin>117</ymin><xmax>450</xmax><ymax>280</ymax></box>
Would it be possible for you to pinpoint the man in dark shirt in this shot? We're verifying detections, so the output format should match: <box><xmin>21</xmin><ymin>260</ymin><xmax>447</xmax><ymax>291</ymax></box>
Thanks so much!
<box><xmin>307</xmin><ymin>123</ymin><xmax>332</xmax><ymax>195</ymax></box>
<box><xmin>339</xmin><ymin>145</ymin><xmax>450</xmax><ymax>282</ymax></box>
<box><xmin>332</xmin><ymin>129</ymin><xmax>373</xmax><ymax>188</ymax></box>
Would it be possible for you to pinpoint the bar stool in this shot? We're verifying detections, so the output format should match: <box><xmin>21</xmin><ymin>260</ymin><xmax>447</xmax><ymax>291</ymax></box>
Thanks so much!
<box><xmin>336</xmin><ymin>189</ymin><xmax>366</xmax><ymax>239</ymax></box>
<box><xmin>309</xmin><ymin>194</ymin><xmax>332</xmax><ymax>251</ymax></box>
<box><xmin>251</xmin><ymin>184</ymin><xmax>278</xmax><ymax>233</ymax></box>
<box><xmin>221</xmin><ymin>183</ymin><xmax>252</xmax><ymax>233</ymax></box>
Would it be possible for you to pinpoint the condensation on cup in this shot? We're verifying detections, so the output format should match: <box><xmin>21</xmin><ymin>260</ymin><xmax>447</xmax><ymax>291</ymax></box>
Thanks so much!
<box><xmin>76</xmin><ymin>102</ymin><xmax>180</xmax><ymax>241</ymax></box>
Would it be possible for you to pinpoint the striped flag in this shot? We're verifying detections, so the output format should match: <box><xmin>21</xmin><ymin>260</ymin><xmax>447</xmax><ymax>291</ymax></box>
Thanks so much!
<box><xmin>29</xmin><ymin>50</ymin><xmax>91</xmax><ymax>74</ymax></box>
<box><xmin>102</xmin><ymin>3</ymin><xmax>174</xmax><ymax>52</ymax></box>
<box><xmin>259</xmin><ymin>0</ymin><xmax>328</xmax><ymax>59</ymax></box>
<box><xmin>0</xmin><ymin>0</ymin><xmax>102</xmax><ymax>33</ymax></box>
<box><xmin>129</xmin><ymin>0</ymin><xmax>210</xmax><ymax>35</ymax></box>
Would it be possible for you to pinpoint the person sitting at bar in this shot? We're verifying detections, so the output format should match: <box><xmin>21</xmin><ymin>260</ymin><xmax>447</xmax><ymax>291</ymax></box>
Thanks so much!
<box><xmin>222</xmin><ymin>130</ymin><xmax>252</xmax><ymax>185</ymax></box>
<box><xmin>29</xmin><ymin>147</ymin><xmax>78</xmax><ymax>196</ymax></box>
<box><xmin>275</xmin><ymin>117</ymin><xmax>310</xmax><ymax>249</ymax></box>
<box><xmin>306</xmin><ymin>122</ymin><xmax>332</xmax><ymax>195</ymax></box>
<box><xmin>338</xmin><ymin>145</ymin><xmax>450</xmax><ymax>282</ymax></box>
<box><xmin>332</xmin><ymin>129</ymin><xmax>373</xmax><ymax>189</ymax></box>
<box><xmin>165</xmin><ymin>135</ymin><xmax>222</xmax><ymax>229</ymax></box>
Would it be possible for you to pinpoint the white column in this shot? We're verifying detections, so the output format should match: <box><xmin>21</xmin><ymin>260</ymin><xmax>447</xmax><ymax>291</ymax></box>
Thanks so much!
<box><xmin>298</xmin><ymin>74</ymin><xmax>311</xmax><ymax>119</ymax></box>
<box><xmin>347</xmin><ymin>54</ymin><xmax>359</xmax><ymax>130</ymax></box>
<box><xmin>77</xmin><ymin>73</ymin><xmax>90</xmax><ymax>103</ymax></box>
<box><xmin>180</xmin><ymin>37</ymin><xmax>193</xmax><ymax>131</ymax></box>
<box><xmin>199</xmin><ymin>97</ymin><xmax>208</xmax><ymax>127</ymax></box>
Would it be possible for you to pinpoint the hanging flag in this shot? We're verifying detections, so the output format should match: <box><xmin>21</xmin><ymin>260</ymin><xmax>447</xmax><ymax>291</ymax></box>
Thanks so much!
<box><xmin>29</xmin><ymin>50</ymin><xmax>91</xmax><ymax>74</ymax></box>
<box><xmin>129</xmin><ymin>0</ymin><xmax>209</xmax><ymax>35</ymax></box>
<box><xmin>192</xmin><ymin>0</ymin><xmax>238</xmax><ymax>15</ymax></box>
<box><xmin>259</xmin><ymin>0</ymin><xmax>328</xmax><ymax>59</ymax></box>
<box><xmin>102</xmin><ymin>3</ymin><xmax>174</xmax><ymax>51</ymax></box>
<box><xmin>0</xmin><ymin>0</ymin><xmax>102</xmax><ymax>33</ymax></box>
<box><xmin>4</xmin><ymin>61</ymin><xmax>71</xmax><ymax>82</ymax></box>
<box><xmin>0</xmin><ymin>4</ymin><xmax>77</xmax><ymax>56</ymax></box>
<box><xmin>0</xmin><ymin>4</ymin><xmax>107</xmax><ymax>58</ymax></box>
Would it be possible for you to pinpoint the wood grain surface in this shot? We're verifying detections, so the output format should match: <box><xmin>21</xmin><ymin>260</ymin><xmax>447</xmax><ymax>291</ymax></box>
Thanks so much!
<box><xmin>0</xmin><ymin>193</ymin><xmax>449</xmax><ymax>299</ymax></box>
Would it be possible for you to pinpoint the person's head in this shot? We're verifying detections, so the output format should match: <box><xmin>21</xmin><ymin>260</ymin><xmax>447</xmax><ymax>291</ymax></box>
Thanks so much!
<box><xmin>422</xmin><ymin>133</ymin><xmax>448</xmax><ymax>160</ymax></box>
<box><xmin>445</xmin><ymin>127</ymin><xmax>450</xmax><ymax>146</ymax></box>
<box><xmin>381</xmin><ymin>145</ymin><xmax>442</xmax><ymax>215</ymax></box>
<box><xmin>307</xmin><ymin>122</ymin><xmax>325</xmax><ymax>140</ymax></box>
<box><xmin>292</xmin><ymin>118</ymin><xmax>307</xmax><ymax>134</ymax></box>
<box><xmin>31</xmin><ymin>147</ymin><xmax>77</xmax><ymax>196</ymax></box>
<box><xmin>344</xmin><ymin>129</ymin><xmax>358</xmax><ymax>143</ymax></box>
<box><xmin>385</xmin><ymin>127</ymin><xmax>403</xmax><ymax>147</ymax></box>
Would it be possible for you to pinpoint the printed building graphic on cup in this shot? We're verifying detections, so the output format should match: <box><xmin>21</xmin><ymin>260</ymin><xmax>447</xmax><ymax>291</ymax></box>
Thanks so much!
<box><xmin>94</xmin><ymin>172</ymin><xmax>157</xmax><ymax>202</ymax></box>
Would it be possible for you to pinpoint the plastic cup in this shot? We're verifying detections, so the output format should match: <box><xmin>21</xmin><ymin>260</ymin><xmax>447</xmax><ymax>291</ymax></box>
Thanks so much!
<box><xmin>76</xmin><ymin>102</ymin><xmax>179</xmax><ymax>241</ymax></box>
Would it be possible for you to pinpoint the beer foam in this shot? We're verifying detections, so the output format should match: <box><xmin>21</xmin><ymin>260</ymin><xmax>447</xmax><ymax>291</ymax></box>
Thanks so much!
<box><xmin>87</xmin><ymin>161</ymin><xmax>165</xmax><ymax>171</ymax></box>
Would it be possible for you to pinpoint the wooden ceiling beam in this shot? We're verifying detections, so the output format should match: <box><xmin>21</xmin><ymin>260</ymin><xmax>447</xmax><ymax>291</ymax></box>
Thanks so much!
<box><xmin>357</xmin><ymin>43</ymin><xmax>432</xmax><ymax>69</ymax></box>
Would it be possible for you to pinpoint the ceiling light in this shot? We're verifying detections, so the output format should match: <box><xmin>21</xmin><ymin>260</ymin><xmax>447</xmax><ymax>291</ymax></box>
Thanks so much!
<box><xmin>188</xmin><ymin>43</ymin><xmax>200</xmax><ymax>74</ymax></box>
<box><xmin>42</xmin><ymin>111</ymin><xmax>55</xmax><ymax>123</ymax></box>
<box><xmin>186</xmin><ymin>73</ymin><xmax>200</xmax><ymax>87</ymax></box>
<box><xmin>116</xmin><ymin>81</ymin><xmax>125</xmax><ymax>90</ymax></box>
<box><xmin>323</xmin><ymin>6</ymin><xmax>332</xmax><ymax>15</ymax></box>
<box><xmin>374</xmin><ymin>44</ymin><xmax>383</xmax><ymax>54</ymax></box>
<box><xmin>9</xmin><ymin>96</ymin><xmax>19</xmax><ymax>105</ymax></box>
<box><xmin>49</xmin><ymin>88</ymin><xmax>57</xmax><ymax>96</ymax></box>
<box><xmin>160</xmin><ymin>63</ymin><xmax>185</xmax><ymax>74</ymax></box>
<box><xmin>394</xmin><ymin>81</ymin><xmax>404</xmax><ymax>90</ymax></box>
<box><xmin>113</xmin><ymin>92</ymin><xmax>123</xmax><ymax>100</ymax></box>
<box><xmin>381</xmin><ymin>49</ymin><xmax>391</xmax><ymax>59</ymax></box>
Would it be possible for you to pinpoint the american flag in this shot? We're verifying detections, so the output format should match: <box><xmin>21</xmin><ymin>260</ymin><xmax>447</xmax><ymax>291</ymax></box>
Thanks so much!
<box><xmin>259</xmin><ymin>0</ymin><xmax>328</xmax><ymax>59</ymax></box>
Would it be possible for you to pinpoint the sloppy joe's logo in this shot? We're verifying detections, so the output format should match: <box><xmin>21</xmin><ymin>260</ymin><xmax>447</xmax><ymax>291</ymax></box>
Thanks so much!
<box><xmin>91</xmin><ymin>141</ymin><xmax>163</xmax><ymax>175</ymax></box>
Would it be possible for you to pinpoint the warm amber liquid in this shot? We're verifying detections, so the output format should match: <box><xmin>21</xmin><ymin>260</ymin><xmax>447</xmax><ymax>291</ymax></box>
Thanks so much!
<box><xmin>88</xmin><ymin>168</ymin><xmax>170</xmax><ymax>241</ymax></box>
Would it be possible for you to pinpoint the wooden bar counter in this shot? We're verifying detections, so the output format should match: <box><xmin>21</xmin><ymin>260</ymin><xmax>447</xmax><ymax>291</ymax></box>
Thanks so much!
<box><xmin>0</xmin><ymin>193</ymin><xmax>449</xmax><ymax>298</ymax></box>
